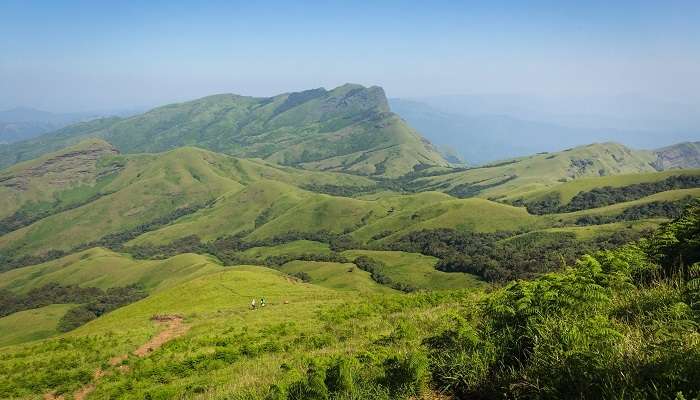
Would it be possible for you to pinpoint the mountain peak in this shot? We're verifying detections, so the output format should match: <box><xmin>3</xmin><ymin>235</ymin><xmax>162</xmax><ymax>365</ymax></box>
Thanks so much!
<box><xmin>0</xmin><ymin>85</ymin><xmax>447</xmax><ymax>177</ymax></box>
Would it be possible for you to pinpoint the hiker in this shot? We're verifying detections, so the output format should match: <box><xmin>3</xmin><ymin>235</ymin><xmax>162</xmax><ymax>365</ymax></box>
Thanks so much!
<box><xmin>251</xmin><ymin>298</ymin><xmax>256</xmax><ymax>309</ymax></box>
<box><xmin>260</xmin><ymin>298</ymin><xmax>266</xmax><ymax>307</ymax></box>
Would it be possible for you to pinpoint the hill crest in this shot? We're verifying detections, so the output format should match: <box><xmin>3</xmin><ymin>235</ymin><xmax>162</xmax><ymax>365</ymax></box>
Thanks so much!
<box><xmin>0</xmin><ymin>84</ymin><xmax>447</xmax><ymax>177</ymax></box>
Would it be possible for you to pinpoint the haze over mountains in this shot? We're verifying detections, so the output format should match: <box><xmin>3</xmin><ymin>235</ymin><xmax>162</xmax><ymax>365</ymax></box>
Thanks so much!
<box><xmin>391</xmin><ymin>94</ymin><xmax>700</xmax><ymax>164</ymax></box>
<box><xmin>0</xmin><ymin>107</ymin><xmax>143</xmax><ymax>145</ymax></box>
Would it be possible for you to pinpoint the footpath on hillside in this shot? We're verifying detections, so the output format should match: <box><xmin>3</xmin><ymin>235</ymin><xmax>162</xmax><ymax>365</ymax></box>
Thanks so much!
<box><xmin>44</xmin><ymin>315</ymin><xmax>189</xmax><ymax>400</ymax></box>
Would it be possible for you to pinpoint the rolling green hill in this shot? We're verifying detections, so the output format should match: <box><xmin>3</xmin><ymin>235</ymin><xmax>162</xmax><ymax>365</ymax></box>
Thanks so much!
<box><xmin>0</xmin><ymin>145</ymin><xmax>374</xmax><ymax>257</ymax></box>
<box><xmin>341</xmin><ymin>250</ymin><xmax>484</xmax><ymax>290</ymax></box>
<box><xmin>0</xmin><ymin>303</ymin><xmax>75</xmax><ymax>347</ymax></box>
<box><xmin>517</xmin><ymin>168</ymin><xmax>700</xmax><ymax>206</ymax></box>
<box><xmin>0</xmin><ymin>139</ymin><xmax>119</xmax><ymax>220</ymax></box>
<box><xmin>0</xmin><ymin>133</ymin><xmax>698</xmax><ymax>399</ymax></box>
<box><xmin>0</xmin><ymin>84</ymin><xmax>448</xmax><ymax>177</ymax></box>
<box><xmin>0</xmin><ymin>248</ymin><xmax>224</xmax><ymax>294</ymax></box>
<box><xmin>409</xmin><ymin>142</ymin><xmax>662</xmax><ymax>200</ymax></box>
<box><xmin>2</xmin><ymin>141</ymin><xmax>696</xmax><ymax>266</ymax></box>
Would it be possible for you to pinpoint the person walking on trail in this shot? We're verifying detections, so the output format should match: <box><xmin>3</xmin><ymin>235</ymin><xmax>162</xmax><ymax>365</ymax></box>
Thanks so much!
<box><xmin>251</xmin><ymin>298</ymin><xmax>256</xmax><ymax>310</ymax></box>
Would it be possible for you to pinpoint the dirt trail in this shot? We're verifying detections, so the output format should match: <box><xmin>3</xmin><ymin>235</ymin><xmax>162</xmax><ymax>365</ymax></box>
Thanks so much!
<box><xmin>133</xmin><ymin>315</ymin><xmax>188</xmax><ymax>357</ymax></box>
<box><xmin>44</xmin><ymin>315</ymin><xmax>188</xmax><ymax>400</ymax></box>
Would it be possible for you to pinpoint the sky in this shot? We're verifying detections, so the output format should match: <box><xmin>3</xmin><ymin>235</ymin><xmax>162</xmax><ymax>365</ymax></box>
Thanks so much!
<box><xmin>1</xmin><ymin>0</ymin><xmax>699</xmax><ymax>112</ymax></box>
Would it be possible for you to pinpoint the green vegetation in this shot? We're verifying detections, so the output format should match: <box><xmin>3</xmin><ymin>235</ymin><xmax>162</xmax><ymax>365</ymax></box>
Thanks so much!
<box><xmin>0</xmin><ymin>248</ymin><xmax>223</xmax><ymax>293</ymax></box>
<box><xmin>0</xmin><ymin>84</ymin><xmax>448</xmax><ymax>177</ymax></box>
<box><xmin>425</xmin><ymin>202</ymin><xmax>700</xmax><ymax>399</ymax></box>
<box><xmin>525</xmin><ymin>173</ymin><xmax>700</xmax><ymax>214</ymax></box>
<box><xmin>408</xmin><ymin>142</ymin><xmax>663</xmax><ymax>201</ymax></box>
<box><xmin>342</xmin><ymin>250</ymin><xmax>483</xmax><ymax>291</ymax></box>
<box><xmin>0</xmin><ymin>204</ymin><xmax>697</xmax><ymax>399</ymax></box>
<box><xmin>0</xmin><ymin>283</ymin><xmax>102</xmax><ymax>317</ymax></box>
<box><xmin>57</xmin><ymin>285</ymin><xmax>146</xmax><ymax>332</ymax></box>
<box><xmin>1</xmin><ymin>100</ymin><xmax>700</xmax><ymax>399</ymax></box>
<box><xmin>0</xmin><ymin>304</ymin><xmax>75</xmax><ymax>347</ymax></box>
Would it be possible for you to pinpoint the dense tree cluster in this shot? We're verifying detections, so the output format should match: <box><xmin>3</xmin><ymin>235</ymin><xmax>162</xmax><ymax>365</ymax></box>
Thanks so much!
<box><xmin>0</xmin><ymin>283</ymin><xmax>102</xmax><ymax>317</ymax></box>
<box><xmin>353</xmin><ymin>255</ymin><xmax>417</xmax><ymax>292</ymax></box>
<box><xmin>58</xmin><ymin>286</ymin><xmax>147</xmax><ymax>332</ymax></box>
<box><xmin>390</xmin><ymin>228</ymin><xmax>645</xmax><ymax>282</ymax></box>
<box><xmin>446</xmin><ymin>175</ymin><xmax>517</xmax><ymax>198</ymax></box>
<box><xmin>526</xmin><ymin>174</ymin><xmax>700</xmax><ymax>214</ymax></box>
<box><xmin>0</xmin><ymin>282</ymin><xmax>145</xmax><ymax>332</ymax></box>
<box><xmin>126</xmin><ymin>230</ymin><xmax>362</xmax><ymax>263</ymax></box>
<box><xmin>575</xmin><ymin>198</ymin><xmax>693</xmax><ymax>225</ymax></box>
<box><xmin>263</xmin><ymin>253</ymin><xmax>350</xmax><ymax>267</ymax></box>
<box><xmin>300</xmin><ymin>184</ymin><xmax>376</xmax><ymax>197</ymax></box>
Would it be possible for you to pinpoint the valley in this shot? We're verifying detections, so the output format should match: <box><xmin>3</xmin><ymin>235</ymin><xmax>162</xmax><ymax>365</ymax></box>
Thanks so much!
<box><xmin>0</xmin><ymin>85</ymin><xmax>698</xmax><ymax>400</ymax></box>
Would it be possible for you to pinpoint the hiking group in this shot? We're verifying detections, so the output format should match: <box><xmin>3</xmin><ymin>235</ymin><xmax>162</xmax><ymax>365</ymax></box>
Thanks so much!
<box><xmin>251</xmin><ymin>298</ymin><xmax>266</xmax><ymax>310</ymax></box>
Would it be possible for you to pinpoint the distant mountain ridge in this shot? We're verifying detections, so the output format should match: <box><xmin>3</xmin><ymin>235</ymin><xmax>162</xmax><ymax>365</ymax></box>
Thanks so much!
<box><xmin>0</xmin><ymin>107</ymin><xmax>143</xmax><ymax>145</ymax></box>
<box><xmin>0</xmin><ymin>85</ymin><xmax>448</xmax><ymax>177</ymax></box>
<box><xmin>390</xmin><ymin>97</ymin><xmax>700</xmax><ymax>165</ymax></box>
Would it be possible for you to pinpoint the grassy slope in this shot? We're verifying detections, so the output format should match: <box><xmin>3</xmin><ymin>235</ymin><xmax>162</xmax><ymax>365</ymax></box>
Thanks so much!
<box><xmin>0</xmin><ymin>146</ymin><xmax>374</xmax><ymax>256</ymax></box>
<box><xmin>521</xmin><ymin>168</ymin><xmax>700</xmax><ymax>204</ymax></box>
<box><xmin>278</xmin><ymin>260</ymin><xmax>398</xmax><ymax>294</ymax></box>
<box><xmin>0</xmin><ymin>304</ymin><xmax>75</xmax><ymax>347</ymax></box>
<box><xmin>554</xmin><ymin>188</ymin><xmax>700</xmax><ymax>222</ymax></box>
<box><xmin>0</xmin><ymin>84</ymin><xmax>448</xmax><ymax>177</ymax></box>
<box><xmin>342</xmin><ymin>249</ymin><xmax>485</xmax><ymax>290</ymax></box>
<box><xmin>522</xmin><ymin>220</ymin><xmax>664</xmax><ymax>241</ymax></box>
<box><xmin>129</xmin><ymin>184</ymin><xmax>541</xmax><ymax>247</ymax></box>
<box><xmin>352</xmin><ymin>197</ymin><xmax>543</xmax><ymax>244</ymax></box>
<box><xmin>413</xmin><ymin>142</ymin><xmax>659</xmax><ymax>201</ymax></box>
<box><xmin>0</xmin><ymin>138</ymin><xmax>118</xmax><ymax>219</ymax></box>
<box><xmin>1</xmin><ymin>266</ymin><xmax>462</xmax><ymax>398</ymax></box>
<box><xmin>0</xmin><ymin>248</ymin><xmax>224</xmax><ymax>294</ymax></box>
<box><xmin>240</xmin><ymin>240</ymin><xmax>332</xmax><ymax>260</ymax></box>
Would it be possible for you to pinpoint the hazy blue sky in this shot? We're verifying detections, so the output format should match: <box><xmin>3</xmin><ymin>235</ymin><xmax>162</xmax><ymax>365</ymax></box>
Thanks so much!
<box><xmin>1</xmin><ymin>0</ymin><xmax>699</xmax><ymax>112</ymax></box>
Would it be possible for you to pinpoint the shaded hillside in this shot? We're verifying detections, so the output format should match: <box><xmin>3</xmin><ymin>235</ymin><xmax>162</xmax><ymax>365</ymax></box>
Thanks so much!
<box><xmin>653</xmin><ymin>141</ymin><xmax>700</xmax><ymax>170</ymax></box>
<box><xmin>0</xmin><ymin>85</ymin><xmax>448</xmax><ymax>177</ymax></box>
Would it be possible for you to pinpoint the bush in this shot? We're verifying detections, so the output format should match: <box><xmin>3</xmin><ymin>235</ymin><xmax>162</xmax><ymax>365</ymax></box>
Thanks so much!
<box><xmin>325</xmin><ymin>357</ymin><xmax>354</xmax><ymax>394</ymax></box>
<box><xmin>288</xmin><ymin>361</ymin><xmax>329</xmax><ymax>400</ymax></box>
<box><xmin>381</xmin><ymin>352</ymin><xmax>429</xmax><ymax>398</ymax></box>
<box><xmin>265</xmin><ymin>384</ymin><xmax>286</xmax><ymax>400</ymax></box>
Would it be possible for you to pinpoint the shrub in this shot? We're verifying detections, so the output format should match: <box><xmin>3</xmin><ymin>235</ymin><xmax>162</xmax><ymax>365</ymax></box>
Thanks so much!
<box><xmin>265</xmin><ymin>384</ymin><xmax>286</xmax><ymax>400</ymax></box>
<box><xmin>381</xmin><ymin>352</ymin><xmax>429</xmax><ymax>398</ymax></box>
<box><xmin>288</xmin><ymin>361</ymin><xmax>329</xmax><ymax>400</ymax></box>
<box><xmin>325</xmin><ymin>357</ymin><xmax>354</xmax><ymax>394</ymax></box>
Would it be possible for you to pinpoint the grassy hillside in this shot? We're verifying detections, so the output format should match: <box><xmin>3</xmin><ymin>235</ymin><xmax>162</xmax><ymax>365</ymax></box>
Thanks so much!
<box><xmin>0</xmin><ymin>145</ymin><xmax>374</xmax><ymax>257</ymax></box>
<box><xmin>0</xmin><ymin>265</ymin><xmax>446</xmax><ymax>398</ymax></box>
<box><xmin>240</xmin><ymin>240</ymin><xmax>332</xmax><ymax>260</ymax></box>
<box><xmin>0</xmin><ymin>138</ymin><xmax>119</xmax><ymax>220</ymax></box>
<box><xmin>411</xmin><ymin>142</ymin><xmax>660</xmax><ymax>200</ymax></box>
<box><xmin>519</xmin><ymin>168</ymin><xmax>700</xmax><ymax>205</ymax></box>
<box><xmin>278</xmin><ymin>260</ymin><xmax>397</xmax><ymax>294</ymax></box>
<box><xmin>342</xmin><ymin>250</ymin><xmax>484</xmax><ymax>290</ymax></box>
<box><xmin>0</xmin><ymin>84</ymin><xmax>448</xmax><ymax>177</ymax></box>
<box><xmin>0</xmin><ymin>303</ymin><xmax>75</xmax><ymax>347</ymax></box>
<box><xmin>1</xmin><ymin>203</ymin><xmax>697</xmax><ymax>399</ymax></box>
<box><xmin>0</xmin><ymin>248</ymin><xmax>224</xmax><ymax>294</ymax></box>
<box><xmin>352</xmin><ymin>197</ymin><xmax>542</xmax><ymax>244</ymax></box>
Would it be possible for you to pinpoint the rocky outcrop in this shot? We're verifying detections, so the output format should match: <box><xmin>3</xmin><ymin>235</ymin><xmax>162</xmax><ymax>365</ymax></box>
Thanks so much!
<box><xmin>652</xmin><ymin>142</ymin><xmax>700</xmax><ymax>170</ymax></box>
<box><xmin>0</xmin><ymin>140</ymin><xmax>119</xmax><ymax>191</ymax></box>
